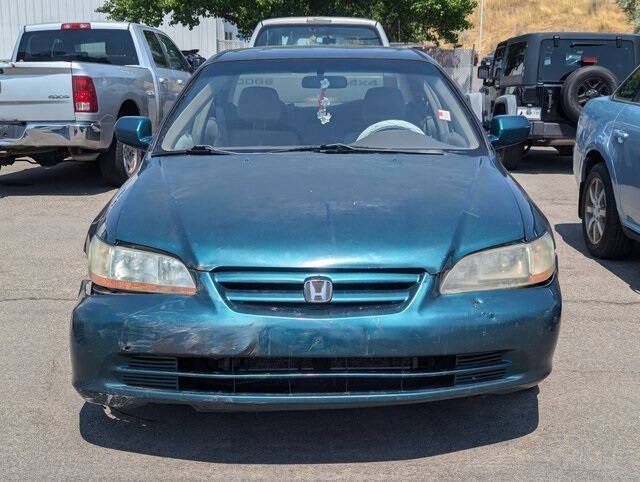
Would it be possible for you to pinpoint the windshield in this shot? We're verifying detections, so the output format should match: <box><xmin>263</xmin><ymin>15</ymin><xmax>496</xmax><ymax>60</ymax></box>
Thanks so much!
<box><xmin>538</xmin><ymin>39</ymin><xmax>635</xmax><ymax>82</ymax></box>
<box><xmin>16</xmin><ymin>29</ymin><xmax>138</xmax><ymax>65</ymax></box>
<box><xmin>254</xmin><ymin>25</ymin><xmax>382</xmax><ymax>47</ymax></box>
<box><xmin>157</xmin><ymin>58</ymin><xmax>481</xmax><ymax>153</ymax></box>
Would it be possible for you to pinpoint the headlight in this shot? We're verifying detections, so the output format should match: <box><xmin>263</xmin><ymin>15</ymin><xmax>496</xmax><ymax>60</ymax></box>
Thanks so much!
<box><xmin>440</xmin><ymin>232</ymin><xmax>555</xmax><ymax>294</ymax></box>
<box><xmin>88</xmin><ymin>236</ymin><xmax>196</xmax><ymax>295</ymax></box>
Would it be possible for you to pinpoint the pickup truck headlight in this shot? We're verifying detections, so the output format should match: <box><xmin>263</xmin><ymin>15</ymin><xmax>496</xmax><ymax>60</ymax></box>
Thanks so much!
<box><xmin>440</xmin><ymin>232</ymin><xmax>555</xmax><ymax>294</ymax></box>
<box><xmin>88</xmin><ymin>236</ymin><xmax>196</xmax><ymax>295</ymax></box>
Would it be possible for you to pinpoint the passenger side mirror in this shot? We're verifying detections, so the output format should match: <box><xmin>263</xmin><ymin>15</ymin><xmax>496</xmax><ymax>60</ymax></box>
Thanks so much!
<box><xmin>477</xmin><ymin>65</ymin><xmax>490</xmax><ymax>80</ymax></box>
<box><xmin>488</xmin><ymin>115</ymin><xmax>530</xmax><ymax>149</ymax></box>
<box><xmin>115</xmin><ymin>116</ymin><xmax>153</xmax><ymax>150</ymax></box>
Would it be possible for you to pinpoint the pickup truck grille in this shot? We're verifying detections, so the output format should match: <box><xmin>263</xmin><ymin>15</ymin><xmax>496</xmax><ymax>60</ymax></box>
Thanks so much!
<box><xmin>212</xmin><ymin>269</ymin><xmax>423</xmax><ymax>314</ymax></box>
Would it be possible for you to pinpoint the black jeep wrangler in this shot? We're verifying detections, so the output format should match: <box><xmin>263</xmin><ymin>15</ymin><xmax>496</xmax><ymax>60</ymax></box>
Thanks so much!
<box><xmin>478</xmin><ymin>32</ymin><xmax>640</xmax><ymax>169</ymax></box>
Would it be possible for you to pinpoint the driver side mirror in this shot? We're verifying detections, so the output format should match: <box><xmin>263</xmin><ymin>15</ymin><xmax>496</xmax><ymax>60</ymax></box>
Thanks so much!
<box><xmin>488</xmin><ymin>115</ymin><xmax>530</xmax><ymax>149</ymax></box>
<box><xmin>477</xmin><ymin>65</ymin><xmax>490</xmax><ymax>80</ymax></box>
<box><xmin>115</xmin><ymin>116</ymin><xmax>153</xmax><ymax>150</ymax></box>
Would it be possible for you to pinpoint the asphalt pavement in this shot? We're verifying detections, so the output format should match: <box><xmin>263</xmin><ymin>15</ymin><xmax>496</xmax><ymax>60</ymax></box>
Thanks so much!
<box><xmin>0</xmin><ymin>149</ymin><xmax>638</xmax><ymax>479</ymax></box>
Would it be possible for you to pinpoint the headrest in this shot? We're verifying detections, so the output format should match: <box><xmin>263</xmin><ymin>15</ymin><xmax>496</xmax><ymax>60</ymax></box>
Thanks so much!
<box><xmin>105</xmin><ymin>40</ymin><xmax>119</xmax><ymax>56</ymax></box>
<box><xmin>362</xmin><ymin>87</ymin><xmax>405</xmax><ymax>124</ymax></box>
<box><xmin>237</xmin><ymin>87</ymin><xmax>283</xmax><ymax>123</ymax></box>
<box><xmin>29</xmin><ymin>35</ymin><xmax>52</xmax><ymax>57</ymax></box>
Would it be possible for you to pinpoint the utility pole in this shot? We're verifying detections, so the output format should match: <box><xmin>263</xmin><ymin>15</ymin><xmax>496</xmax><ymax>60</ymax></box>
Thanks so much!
<box><xmin>478</xmin><ymin>0</ymin><xmax>485</xmax><ymax>56</ymax></box>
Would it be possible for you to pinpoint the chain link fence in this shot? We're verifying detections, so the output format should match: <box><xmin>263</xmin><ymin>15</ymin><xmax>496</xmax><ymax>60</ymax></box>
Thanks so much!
<box><xmin>392</xmin><ymin>44</ymin><xmax>477</xmax><ymax>93</ymax></box>
<box><xmin>423</xmin><ymin>47</ymin><xmax>477</xmax><ymax>93</ymax></box>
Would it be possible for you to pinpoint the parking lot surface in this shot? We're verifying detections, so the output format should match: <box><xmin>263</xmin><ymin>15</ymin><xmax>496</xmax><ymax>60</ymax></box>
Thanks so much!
<box><xmin>1</xmin><ymin>149</ymin><xmax>638</xmax><ymax>479</ymax></box>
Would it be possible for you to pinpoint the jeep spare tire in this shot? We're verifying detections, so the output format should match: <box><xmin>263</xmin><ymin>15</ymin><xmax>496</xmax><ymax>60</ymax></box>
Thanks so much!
<box><xmin>561</xmin><ymin>66</ymin><xmax>617</xmax><ymax>124</ymax></box>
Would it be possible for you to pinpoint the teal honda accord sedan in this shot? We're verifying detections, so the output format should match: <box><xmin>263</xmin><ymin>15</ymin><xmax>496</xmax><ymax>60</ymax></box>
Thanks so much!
<box><xmin>71</xmin><ymin>47</ymin><xmax>561</xmax><ymax>412</ymax></box>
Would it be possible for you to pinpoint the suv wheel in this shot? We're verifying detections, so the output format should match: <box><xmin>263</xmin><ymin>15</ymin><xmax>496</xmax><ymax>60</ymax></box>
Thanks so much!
<box><xmin>98</xmin><ymin>137</ymin><xmax>144</xmax><ymax>187</ymax></box>
<box><xmin>582</xmin><ymin>163</ymin><xmax>633</xmax><ymax>259</ymax></box>
<box><xmin>498</xmin><ymin>143</ymin><xmax>523</xmax><ymax>170</ymax></box>
<box><xmin>562</xmin><ymin>66</ymin><xmax>617</xmax><ymax>124</ymax></box>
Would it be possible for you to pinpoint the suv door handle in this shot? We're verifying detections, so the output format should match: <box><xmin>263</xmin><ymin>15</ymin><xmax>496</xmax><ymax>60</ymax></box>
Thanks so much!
<box><xmin>613</xmin><ymin>129</ymin><xmax>629</xmax><ymax>143</ymax></box>
<box><xmin>176</xmin><ymin>79</ymin><xmax>184</xmax><ymax>86</ymax></box>
<box><xmin>158</xmin><ymin>77</ymin><xmax>168</xmax><ymax>84</ymax></box>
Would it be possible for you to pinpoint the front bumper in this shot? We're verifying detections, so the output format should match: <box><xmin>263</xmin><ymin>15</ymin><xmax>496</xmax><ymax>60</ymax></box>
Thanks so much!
<box><xmin>0</xmin><ymin>121</ymin><xmax>108</xmax><ymax>154</ymax></box>
<box><xmin>71</xmin><ymin>273</ymin><xmax>562</xmax><ymax>411</ymax></box>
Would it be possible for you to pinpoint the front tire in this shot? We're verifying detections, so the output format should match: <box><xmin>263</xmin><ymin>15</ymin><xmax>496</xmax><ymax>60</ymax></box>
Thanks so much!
<box><xmin>98</xmin><ymin>138</ymin><xmax>143</xmax><ymax>187</ymax></box>
<box><xmin>582</xmin><ymin>163</ymin><xmax>633</xmax><ymax>259</ymax></box>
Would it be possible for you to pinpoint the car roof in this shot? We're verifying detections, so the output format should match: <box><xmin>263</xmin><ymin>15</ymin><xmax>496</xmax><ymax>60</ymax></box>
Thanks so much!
<box><xmin>258</xmin><ymin>17</ymin><xmax>380</xmax><ymax>27</ymax></box>
<box><xmin>503</xmin><ymin>31</ymin><xmax>640</xmax><ymax>44</ymax></box>
<box><xmin>211</xmin><ymin>46</ymin><xmax>428</xmax><ymax>64</ymax></box>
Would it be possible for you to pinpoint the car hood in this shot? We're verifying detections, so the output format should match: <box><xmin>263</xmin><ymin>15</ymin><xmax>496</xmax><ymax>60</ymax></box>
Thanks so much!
<box><xmin>102</xmin><ymin>152</ymin><xmax>528</xmax><ymax>273</ymax></box>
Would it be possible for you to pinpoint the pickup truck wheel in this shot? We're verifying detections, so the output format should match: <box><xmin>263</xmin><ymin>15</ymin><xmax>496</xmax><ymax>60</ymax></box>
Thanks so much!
<box><xmin>562</xmin><ymin>66</ymin><xmax>617</xmax><ymax>124</ymax></box>
<box><xmin>98</xmin><ymin>138</ymin><xmax>143</xmax><ymax>187</ymax></box>
<box><xmin>498</xmin><ymin>143</ymin><xmax>523</xmax><ymax>170</ymax></box>
<box><xmin>582</xmin><ymin>163</ymin><xmax>633</xmax><ymax>259</ymax></box>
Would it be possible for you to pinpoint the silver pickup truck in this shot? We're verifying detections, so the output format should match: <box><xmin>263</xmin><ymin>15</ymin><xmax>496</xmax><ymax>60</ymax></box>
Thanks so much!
<box><xmin>0</xmin><ymin>22</ymin><xmax>191</xmax><ymax>185</ymax></box>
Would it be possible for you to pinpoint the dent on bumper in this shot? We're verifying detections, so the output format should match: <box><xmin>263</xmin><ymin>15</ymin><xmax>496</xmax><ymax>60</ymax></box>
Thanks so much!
<box><xmin>0</xmin><ymin>121</ymin><xmax>107</xmax><ymax>151</ymax></box>
<box><xmin>71</xmin><ymin>273</ymin><xmax>561</xmax><ymax>410</ymax></box>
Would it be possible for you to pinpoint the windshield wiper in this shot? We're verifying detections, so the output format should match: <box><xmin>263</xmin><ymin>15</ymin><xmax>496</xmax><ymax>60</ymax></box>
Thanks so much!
<box><xmin>153</xmin><ymin>145</ymin><xmax>235</xmax><ymax>157</ymax></box>
<box><xmin>271</xmin><ymin>143</ymin><xmax>445</xmax><ymax>155</ymax></box>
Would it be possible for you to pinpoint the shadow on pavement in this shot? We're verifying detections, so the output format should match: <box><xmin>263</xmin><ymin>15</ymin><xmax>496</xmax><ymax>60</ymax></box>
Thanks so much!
<box><xmin>514</xmin><ymin>149</ymin><xmax>573</xmax><ymax>175</ymax></box>
<box><xmin>0</xmin><ymin>161</ymin><xmax>111</xmax><ymax>197</ymax></box>
<box><xmin>555</xmin><ymin>223</ymin><xmax>640</xmax><ymax>294</ymax></box>
<box><xmin>79</xmin><ymin>388</ymin><xmax>539</xmax><ymax>464</ymax></box>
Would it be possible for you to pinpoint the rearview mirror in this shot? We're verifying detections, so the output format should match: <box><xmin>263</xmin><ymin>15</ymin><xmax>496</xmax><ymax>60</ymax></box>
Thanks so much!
<box><xmin>301</xmin><ymin>75</ymin><xmax>348</xmax><ymax>88</ymax></box>
<box><xmin>489</xmin><ymin>115</ymin><xmax>530</xmax><ymax>149</ymax></box>
<box><xmin>477</xmin><ymin>65</ymin><xmax>489</xmax><ymax>80</ymax></box>
<box><xmin>115</xmin><ymin>116</ymin><xmax>153</xmax><ymax>150</ymax></box>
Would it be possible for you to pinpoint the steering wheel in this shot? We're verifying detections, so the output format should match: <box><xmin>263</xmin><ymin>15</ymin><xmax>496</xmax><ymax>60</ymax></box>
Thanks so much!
<box><xmin>356</xmin><ymin>120</ymin><xmax>425</xmax><ymax>143</ymax></box>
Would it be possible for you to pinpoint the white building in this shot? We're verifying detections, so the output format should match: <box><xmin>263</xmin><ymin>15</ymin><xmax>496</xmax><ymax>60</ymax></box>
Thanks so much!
<box><xmin>0</xmin><ymin>0</ymin><xmax>245</xmax><ymax>60</ymax></box>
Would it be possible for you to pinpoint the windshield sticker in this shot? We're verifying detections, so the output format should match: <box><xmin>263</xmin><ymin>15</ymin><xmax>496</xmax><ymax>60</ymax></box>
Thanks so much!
<box><xmin>317</xmin><ymin>77</ymin><xmax>332</xmax><ymax>125</ymax></box>
<box><xmin>437</xmin><ymin>109</ymin><xmax>452</xmax><ymax>122</ymax></box>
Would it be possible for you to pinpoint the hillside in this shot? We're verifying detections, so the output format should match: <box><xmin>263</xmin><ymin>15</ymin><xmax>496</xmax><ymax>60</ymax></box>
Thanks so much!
<box><xmin>459</xmin><ymin>0</ymin><xmax>633</xmax><ymax>55</ymax></box>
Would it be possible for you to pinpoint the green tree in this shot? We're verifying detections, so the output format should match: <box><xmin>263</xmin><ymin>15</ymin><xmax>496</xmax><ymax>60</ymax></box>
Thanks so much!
<box><xmin>97</xmin><ymin>0</ymin><xmax>476</xmax><ymax>44</ymax></box>
<box><xmin>617</xmin><ymin>0</ymin><xmax>640</xmax><ymax>32</ymax></box>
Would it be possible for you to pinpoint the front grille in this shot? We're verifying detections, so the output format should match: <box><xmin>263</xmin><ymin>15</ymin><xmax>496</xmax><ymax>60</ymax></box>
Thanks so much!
<box><xmin>213</xmin><ymin>269</ymin><xmax>423</xmax><ymax>314</ymax></box>
<box><xmin>128</xmin><ymin>355</ymin><xmax>177</xmax><ymax>371</ymax></box>
<box><xmin>121</xmin><ymin>373</ymin><xmax>178</xmax><ymax>390</ymax></box>
<box><xmin>455</xmin><ymin>351</ymin><xmax>503</xmax><ymax>369</ymax></box>
<box><xmin>178</xmin><ymin>355</ymin><xmax>456</xmax><ymax>373</ymax></box>
<box><xmin>454</xmin><ymin>369</ymin><xmax>507</xmax><ymax>385</ymax></box>
<box><xmin>119</xmin><ymin>351</ymin><xmax>508</xmax><ymax>394</ymax></box>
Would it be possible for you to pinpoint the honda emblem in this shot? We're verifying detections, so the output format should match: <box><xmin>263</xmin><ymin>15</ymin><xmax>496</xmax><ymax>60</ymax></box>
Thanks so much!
<box><xmin>303</xmin><ymin>277</ymin><xmax>333</xmax><ymax>303</ymax></box>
